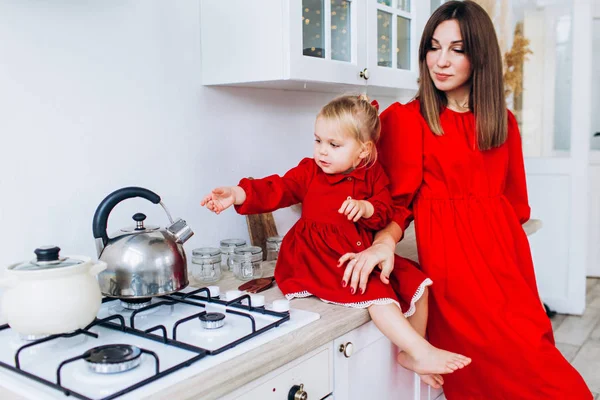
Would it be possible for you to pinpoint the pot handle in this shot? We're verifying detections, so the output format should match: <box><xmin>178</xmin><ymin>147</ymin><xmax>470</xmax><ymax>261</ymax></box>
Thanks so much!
<box><xmin>0</xmin><ymin>276</ymin><xmax>17</xmax><ymax>288</ymax></box>
<box><xmin>92</xmin><ymin>187</ymin><xmax>161</xmax><ymax>250</ymax></box>
<box><xmin>89</xmin><ymin>261</ymin><xmax>107</xmax><ymax>276</ymax></box>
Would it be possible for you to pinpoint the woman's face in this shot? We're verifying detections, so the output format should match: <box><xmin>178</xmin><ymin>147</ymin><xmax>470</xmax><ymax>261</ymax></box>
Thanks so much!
<box><xmin>425</xmin><ymin>19</ymin><xmax>472</xmax><ymax>94</ymax></box>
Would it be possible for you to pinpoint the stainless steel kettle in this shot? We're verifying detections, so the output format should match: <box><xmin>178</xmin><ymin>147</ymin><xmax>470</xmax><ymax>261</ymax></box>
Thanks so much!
<box><xmin>92</xmin><ymin>187</ymin><xmax>194</xmax><ymax>298</ymax></box>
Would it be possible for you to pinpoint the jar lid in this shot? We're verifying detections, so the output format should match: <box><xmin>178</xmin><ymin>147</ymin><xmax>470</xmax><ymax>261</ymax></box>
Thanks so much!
<box><xmin>233</xmin><ymin>245</ymin><xmax>262</xmax><ymax>256</ymax></box>
<box><xmin>231</xmin><ymin>245</ymin><xmax>263</xmax><ymax>263</ymax></box>
<box><xmin>10</xmin><ymin>246</ymin><xmax>84</xmax><ymax>271</ymax></box>
<box><xmin>192</xmin><ymin>247</ymin><xmax>221</xmax><ymax>257</ymax></box>
<box><xmin>192</xmin><ymin>247</ymin><xmax>221</xmax><ymax>264</ymax></box>
<box><xmin>266</xmin><ymin>236</ymin><xmax>284</xmax><ymax>244</ymax></box>
<box><xmin>219</xmin><ymin>238</ymin><xmax>247</xmax><ymax>248</ymax></box>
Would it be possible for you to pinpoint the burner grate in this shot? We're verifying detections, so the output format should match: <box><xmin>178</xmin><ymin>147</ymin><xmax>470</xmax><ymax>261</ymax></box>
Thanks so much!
<box><xmin>0</xmin><ymin>286</ymin><xmax>290</xmax><ymax>400</ymax></box>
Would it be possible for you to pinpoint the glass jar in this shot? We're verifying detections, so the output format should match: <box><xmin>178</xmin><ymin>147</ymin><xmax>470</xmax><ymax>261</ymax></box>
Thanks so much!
<box><xmin>230</xmin><ymin>246</ymin><xmax>263</xmax><ymax>281</ymax></box>
<box><xmin>219</xmin><ymin>238</ymin><xmax>247</xmax><ymax>271</ymax></box>
<box><xmin>191</xmin><ymin>247</ymin><xmax>222</xmax><ymax>283</ymax></box>
<box><xmin>266</xmin><ymin>236</ymin><xmax>284</xmax><ymax>261</ymax></box>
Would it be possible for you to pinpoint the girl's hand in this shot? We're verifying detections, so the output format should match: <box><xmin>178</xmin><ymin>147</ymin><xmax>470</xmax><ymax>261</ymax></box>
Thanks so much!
<box><xmin>338</xmin><ymin>243</ymin><xmax>395</xmax><ymax>295</ymax></box>
<box><xmin>200</xmin><ymin>187</ymin><xmax>236</xmax><ymax>214</ymax></box>
<box><xmin>338</xmin><ymin>198</ymin><xmax>373</xmax><ymax>221</ymax></box>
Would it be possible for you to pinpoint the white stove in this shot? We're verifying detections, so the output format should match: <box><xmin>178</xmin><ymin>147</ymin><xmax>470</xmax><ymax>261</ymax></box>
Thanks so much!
<box><xmin>0</xmin><ymin>286</ymin><xmax>320</xmax><ymax>400</ymax></box>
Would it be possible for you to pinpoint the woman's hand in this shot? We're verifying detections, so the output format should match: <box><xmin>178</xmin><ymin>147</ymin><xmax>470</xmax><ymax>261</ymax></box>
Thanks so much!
<box><xmin>338</xmin><ymin>243</ymin><xmax>395</xmax><ymax>295</ymax></box>
<box><xmin>200</xmin><ymin>187</ymin><xmax>236</xmax><ymax>214</ymax></box>
<box><xmin>338</xmin><ymin>198</ymin><xmax>374</xmax><ymax>221</ymax></box>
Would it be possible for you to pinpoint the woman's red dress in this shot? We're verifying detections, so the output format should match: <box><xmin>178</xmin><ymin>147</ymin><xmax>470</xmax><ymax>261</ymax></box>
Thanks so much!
<box><xmin>378</xmin><ymin>100</ymin><xmax>591</xmax><ymax>399</ymax></box>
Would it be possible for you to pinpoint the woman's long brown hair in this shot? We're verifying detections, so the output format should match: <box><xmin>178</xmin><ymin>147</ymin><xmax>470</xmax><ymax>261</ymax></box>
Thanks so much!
<box><xmin>418</xmin><ymin>0</ymin><xmax>507</xmax><ymax>150</ymax></box>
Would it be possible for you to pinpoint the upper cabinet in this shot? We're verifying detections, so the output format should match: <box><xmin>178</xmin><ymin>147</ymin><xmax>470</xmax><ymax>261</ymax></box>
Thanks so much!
<box><xmin>200</xmin><ymin>0</ymin><xmax>430</xmax><ymax>96</ymax></box>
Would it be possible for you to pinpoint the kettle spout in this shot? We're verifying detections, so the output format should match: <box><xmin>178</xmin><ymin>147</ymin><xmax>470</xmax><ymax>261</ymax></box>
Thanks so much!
<box><xmin>167</xmin><ymin>218</ymin><xmax>194</xmax><ymax>244</ymax></box>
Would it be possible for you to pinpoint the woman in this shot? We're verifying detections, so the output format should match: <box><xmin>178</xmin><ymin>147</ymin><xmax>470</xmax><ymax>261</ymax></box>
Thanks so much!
<box><xmin>338</xmin><ymin>1</ymin><xmax>592</xmax><ymax>398</ymax></box>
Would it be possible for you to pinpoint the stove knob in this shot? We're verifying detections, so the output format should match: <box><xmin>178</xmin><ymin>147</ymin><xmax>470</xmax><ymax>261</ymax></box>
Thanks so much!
<box><xmin>272</xmin><ymin>299</ymin><xmax>290</xmax><ymax>312</ymax></box>
<box><xmin>288</xmin><ymin>383</ymin><xmax>308</xmax><ymax>400</ymax></box>
<box><xmin>207</xmin><ymin>286</ymin><xmax>220</xmax><ymax>298</ymax></box>
<box><xmin>339</xmin><ymin>342</ymin><xmax>354</xmax><ymax>358</ymax></box>
<box><xmin>250</xmin><ymin>294</ymin><xmax>265</xmax><ymax>307</ymax></box>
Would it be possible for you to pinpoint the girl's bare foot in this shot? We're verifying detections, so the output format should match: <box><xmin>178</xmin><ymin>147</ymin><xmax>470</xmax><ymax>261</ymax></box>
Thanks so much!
<box><xmin>419</xmin><ymin>373</ymin><xmax>444</xmax><ymax>389</ymax></box>
<box><xmin>396</xmin><ymin>345</ymin><xmax>471</xmax><ymax>375</ymax></box>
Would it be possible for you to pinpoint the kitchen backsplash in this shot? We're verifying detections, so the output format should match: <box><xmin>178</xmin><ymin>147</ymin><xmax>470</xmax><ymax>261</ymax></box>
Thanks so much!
<box><xmin>0</xmin><ymin>0</ymin><xmax>400</xmax><ymax>268</ymax></box>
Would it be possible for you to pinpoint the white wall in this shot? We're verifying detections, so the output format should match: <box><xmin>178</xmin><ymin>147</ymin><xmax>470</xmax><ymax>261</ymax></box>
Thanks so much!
<box><xmin>0</xmin><ymin>1</ymin><xmax>397</xmax><ymax>268</ymax></box>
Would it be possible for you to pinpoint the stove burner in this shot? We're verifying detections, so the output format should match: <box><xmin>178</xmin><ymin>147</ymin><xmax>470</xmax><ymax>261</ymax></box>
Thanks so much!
<box><xmin>199</xmin><ymin>312</ymin><xmax>225</xmax><ymax>329</ymax></box>
<box><xmin>120</xmin><ymin>297</ymin><xmax>152</xmax><ymax>310</ymax></box>
<box><xmin>83</xmin><ymin>344</ymin><xmax>142</xmax><ymax>374</ymax></box>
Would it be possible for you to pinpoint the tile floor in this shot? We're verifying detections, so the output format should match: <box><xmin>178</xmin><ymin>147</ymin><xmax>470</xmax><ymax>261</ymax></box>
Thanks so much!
<box><xmin>437</xmin><ymin>277</ymin><xmax>600</xmax><ymax>400</ymax></box>
<box><xmin>554</xmin><ymin>277</ymin><xmax>600</xmax><ymax>399</ymax></box>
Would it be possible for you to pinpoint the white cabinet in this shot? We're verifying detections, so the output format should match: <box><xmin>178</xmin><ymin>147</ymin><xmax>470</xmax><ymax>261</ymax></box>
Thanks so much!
<box><xmin>221</xmin><ymin>344</ymin><xmax>333</xmax><ymax>400</ymax></box>
<box><xmin>200</xmin><ymin>0</ymin><xmax>430</xmax><ymax>96</ymax></box>
<box><xmin>222</xmin><ymin>320</ymin><xmax>443</xmax><ymax>400</ymax></box>
<box><xmin>332</xmin><ymin>321</ymin><xmax>421</xmax><ymax>400</ymax></box>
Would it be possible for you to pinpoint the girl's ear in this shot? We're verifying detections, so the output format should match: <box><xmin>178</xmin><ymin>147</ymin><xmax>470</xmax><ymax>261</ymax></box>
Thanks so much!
<box><xmin>358</xmin><ymin>142</ymin><xmax>373</xmax><ymax>159</ymax></box>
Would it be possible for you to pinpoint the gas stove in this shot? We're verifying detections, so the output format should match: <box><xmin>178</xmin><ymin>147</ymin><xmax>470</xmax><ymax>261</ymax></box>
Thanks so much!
<box><xmin>0</xmin><ymin>286</ymin><xmax>320</xmax><ymax>400</ymax></box>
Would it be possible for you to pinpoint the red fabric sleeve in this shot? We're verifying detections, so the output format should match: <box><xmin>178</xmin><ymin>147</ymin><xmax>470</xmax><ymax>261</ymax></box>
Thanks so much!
<box><xmin>234</xmin><ymin>158</ymin><xmax>315</xmax><ymax>215</ymax></box>
<box><xmin>504</xmin><ymin>111</ymin><xmax>531</xmax><ymax>224</ymax></box>
<box><xmin>356</xmin><ymin>162</ymin><xmax>393</xmax><ymax>231</ymax></box>
<box><xmin>377</xmin><ymin>102</ymin><xmax>424</xmax><ymax>231</ymax></box>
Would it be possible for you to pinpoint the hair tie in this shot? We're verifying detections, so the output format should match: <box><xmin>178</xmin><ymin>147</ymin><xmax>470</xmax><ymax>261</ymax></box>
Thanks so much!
<box><xmin>370</xmin><ymin>100</ymin><xmax>379</xmax><ymax>111</ymax></box>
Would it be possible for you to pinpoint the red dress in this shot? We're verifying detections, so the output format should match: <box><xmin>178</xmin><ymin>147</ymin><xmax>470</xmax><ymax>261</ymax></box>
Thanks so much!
<box><xmin>235</xmin><ymin>158</ymin><xmax>432</xmax><ymax>315</ymax></box>
<box><xmin>378</xmin><ymin>101</ymin><xmax>592</xmax><ymax>399</ymax></box>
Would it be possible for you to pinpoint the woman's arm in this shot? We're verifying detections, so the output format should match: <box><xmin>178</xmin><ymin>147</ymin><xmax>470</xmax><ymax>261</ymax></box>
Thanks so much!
<box><xmin>338</xmin><ymin>102</ymin><xmax>424</xmax><ymax>295</ymax></box>
<box><xmin>504</xmin><ymin>111</ymin><xmax>531</xmax><ymax>224</ymax></box>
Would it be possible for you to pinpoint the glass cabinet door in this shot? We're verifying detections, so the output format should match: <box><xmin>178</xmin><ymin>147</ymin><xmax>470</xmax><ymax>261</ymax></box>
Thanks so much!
<box><xmin>374</xmin><ymin>0</ymin><xmax>413</xmax><ymax>72</ymax></box>
<box><xmin>302</xmin><ymin>0</ymin><xmax>354</xmax><ymax>63</ymax></box>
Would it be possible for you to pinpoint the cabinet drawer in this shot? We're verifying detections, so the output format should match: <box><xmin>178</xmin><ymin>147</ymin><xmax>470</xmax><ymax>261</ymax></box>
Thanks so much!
<box><xmin>225</xmin><ymin>344</ymin><xmax>332</xmax><ymax>400</ymax></box>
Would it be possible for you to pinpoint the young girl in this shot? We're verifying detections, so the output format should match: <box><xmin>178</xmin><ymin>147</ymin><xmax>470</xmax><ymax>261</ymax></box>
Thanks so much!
<box><xmin>201</xmin><ymin>95</ymin><xmax>471</xmax><ymax>384</ymax></box>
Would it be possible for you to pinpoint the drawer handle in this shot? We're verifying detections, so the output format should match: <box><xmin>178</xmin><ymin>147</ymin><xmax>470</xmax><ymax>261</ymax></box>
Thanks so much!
<box><xmin>288</xmin><ymin>383</ymin><xmax>308</xmax><ymax>400</ymax></box>
<box><xmin>339</xmin><ymin>342</ymin><xmax>354</xmax><ymax>358</ymax></box>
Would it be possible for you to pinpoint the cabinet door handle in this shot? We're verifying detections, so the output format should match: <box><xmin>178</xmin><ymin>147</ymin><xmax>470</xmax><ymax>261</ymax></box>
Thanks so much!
<box><xmin>339</xmin><ymin>342</ymin><xmax>354</xmax><ymax>358</ymax></box>
<box><xmin>288</xmin><ymin>383</ymin><xmax>308</xmax><ymax>400</ymax></box>
<box><xmin>359</xmin><ymin>68</ymin><xmax>370</xmax><ymax>80</ymax></box>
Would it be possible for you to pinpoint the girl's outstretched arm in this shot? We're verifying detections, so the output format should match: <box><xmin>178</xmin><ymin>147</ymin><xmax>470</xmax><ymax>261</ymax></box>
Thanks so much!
<box><xmin>200</xmin><ymin>186</ymin><xmax>247</xmax><ymax>214</ymax></box>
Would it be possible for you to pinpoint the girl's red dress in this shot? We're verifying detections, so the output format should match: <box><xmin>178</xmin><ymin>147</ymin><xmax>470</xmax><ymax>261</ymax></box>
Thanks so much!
<box><xmin>235</xmin><ymin>158</ymin><xmax>432</xmax><ymax>315</ymax></box>
<box><xmin>378</xmin><ymin>100</ymin><xmax>592</xmax><ymax>399</ymax></box>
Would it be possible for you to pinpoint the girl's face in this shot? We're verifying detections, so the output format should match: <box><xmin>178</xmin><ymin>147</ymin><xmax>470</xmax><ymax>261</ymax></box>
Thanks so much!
<box><xmin>426</xmin><ymin>19</ymin><xmax>472</xmax><ymax>95</ymax></box>
<box><xmin>313</xmin><ymin>117</ymin><xmax>369</xmax><ymax>174</ymax></box>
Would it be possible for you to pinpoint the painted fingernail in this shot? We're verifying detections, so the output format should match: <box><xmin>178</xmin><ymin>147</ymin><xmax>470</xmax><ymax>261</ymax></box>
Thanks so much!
<box><xmin>350</xmin><ymin>288</ymin><xmax>355</xmax><ymax>294</ymax></box>
<box><xmin>360</xmin><ymin>288</ymin><xmax>364</xmax><ymax>294</ymax></box>
<box><xmin>342</xmin><ymin>280</ymin><xmax>347</xmax><ymax>287</ymax></box>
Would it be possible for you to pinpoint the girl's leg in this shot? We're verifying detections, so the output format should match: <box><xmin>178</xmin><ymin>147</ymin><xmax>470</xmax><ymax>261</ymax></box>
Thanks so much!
<box><xmin>406</xmin><ymin>288</ymin><xmax>444</xmax><ymax>388</ymax></box>
<box><xmin>368</xmin><ymin>302</ymin><xmax>471</xmax><ymax>375</ymax></box>
<box><xmin>407</xmin><ymin>286</ymin><xmax>428</xmax><ymax>337</ymax></box>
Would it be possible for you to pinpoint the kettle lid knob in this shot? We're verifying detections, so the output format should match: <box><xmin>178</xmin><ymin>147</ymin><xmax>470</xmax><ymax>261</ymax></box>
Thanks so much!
<box><xmin>133</xmin><ymin>213</ymin><xmax>147</xmax><ymax>230</ymax></box>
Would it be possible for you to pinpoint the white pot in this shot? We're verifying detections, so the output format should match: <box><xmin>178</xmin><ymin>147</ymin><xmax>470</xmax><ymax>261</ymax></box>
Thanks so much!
<box><xmin>0</xmin><ymin>252</ymin><xmax>106</xmax><ymax>336</ymax></box>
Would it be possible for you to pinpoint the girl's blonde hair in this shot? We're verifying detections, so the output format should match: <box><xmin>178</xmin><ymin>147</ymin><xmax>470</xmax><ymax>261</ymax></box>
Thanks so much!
<box><xmin>317</xmin><ymin>94</ymin><xmax>381</xmax><ymax>167</ymax></box>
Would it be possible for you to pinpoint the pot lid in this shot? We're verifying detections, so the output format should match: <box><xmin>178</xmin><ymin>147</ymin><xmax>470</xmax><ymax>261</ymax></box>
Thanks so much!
<box><xmin>11</xmin><ymin>246</ymin><xmax>84</xmax><ymax>271</ymax></box>
<box><xmin>119</xmin><ymin>213</ymin><xmax>159</xmax><ymax>233</ymax></box>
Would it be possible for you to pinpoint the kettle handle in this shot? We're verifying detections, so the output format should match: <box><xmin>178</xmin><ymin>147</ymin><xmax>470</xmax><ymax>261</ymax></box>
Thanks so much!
<box><xmin>92</xmin><ymin>187</ymin><xmax>161</xmax><ymax>249</ymax></box>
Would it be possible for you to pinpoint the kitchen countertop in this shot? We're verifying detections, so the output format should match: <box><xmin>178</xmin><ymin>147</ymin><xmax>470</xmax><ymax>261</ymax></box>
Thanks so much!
<box><xmin>0</xmin><ymin>219</ymin><xmax>542</xmax><ymax>400</ymax></box>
